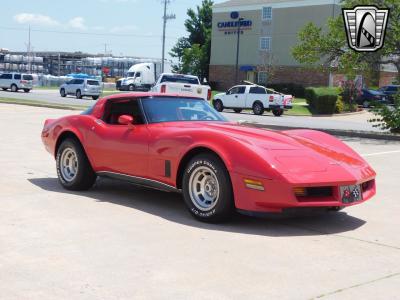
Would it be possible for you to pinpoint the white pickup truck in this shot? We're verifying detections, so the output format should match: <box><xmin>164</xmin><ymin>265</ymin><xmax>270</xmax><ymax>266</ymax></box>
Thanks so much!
<box><xmin>213</xmin><ymin>84</ymin><xmax>291</xmax><ymax>116</ymax></box>
<box><xmin>152</xmin><ymin>73</ymin><xmax>211</xmax><ymax>101</ymax></box>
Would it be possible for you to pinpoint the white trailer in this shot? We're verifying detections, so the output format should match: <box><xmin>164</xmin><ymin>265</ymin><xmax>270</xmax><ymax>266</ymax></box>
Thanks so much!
<box><xmin>116</xmin><ymin>62</ymin><xmax>172</xmax><ymax>91</ymax></box>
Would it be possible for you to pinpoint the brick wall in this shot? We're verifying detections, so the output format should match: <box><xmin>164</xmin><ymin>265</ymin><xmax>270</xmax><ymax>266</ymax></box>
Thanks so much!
<box><xmin>209</xmin><ymin>65</ymin><xmax>330</xmax><ymax>91</ymax></box>
<box><xmin>379</xmin><ymin>71</ymin><xmax>398</xmax><ymax>87</ymax></box>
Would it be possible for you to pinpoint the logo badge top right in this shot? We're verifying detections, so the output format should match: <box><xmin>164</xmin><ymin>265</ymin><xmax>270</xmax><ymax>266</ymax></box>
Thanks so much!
<box><xmin>343</xmin><ymin>6</ymin><xmax>389</xmax><ymax>52</ymax></box>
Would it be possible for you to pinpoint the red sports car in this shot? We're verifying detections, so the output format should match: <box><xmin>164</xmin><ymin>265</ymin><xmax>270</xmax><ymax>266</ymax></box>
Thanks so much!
<box><xmin>41</xmin><ymin>93</ymin><xmax>376</xmax><ymax>222</ymax></box>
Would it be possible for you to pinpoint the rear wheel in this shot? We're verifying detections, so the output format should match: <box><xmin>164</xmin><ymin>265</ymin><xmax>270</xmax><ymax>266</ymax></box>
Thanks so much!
<box><xmin>92</xmin><ymin>96</ymin><xmax>99</xmax><ymax>100</ymax></box>
<box><xmin>213</xmin><ymin>99</ymin><xmax>224</xmax><ymax>112</ymax></box>
<box><xmin>76</xmin><ymin>90</ymin><xmax>82</xmax><ymax>99</ymax></box>
<box><xmin>56</xmin><ymin>138</ymin><xmax>97</xmax><ymax>190</ymax></box>
<box><xmin>363</xmin><ymin>101</ymin><xmax>370</xmax><ymax>108</ymax></box>
<box><xmin>182</xmin><ymin>153</ymin><xmax>234</xmax><ymax>223</ymax></box>
<box><xmin>23</xmin><ymin>89</ymin><xmax>30</xmax><ymax>93</ymax></box>
<box><xmin>233</xmin><ymin>108</ymin><xmax>242</xmax><ymax>113</ymax></box>
<box><xmin>252</xmin><ymin>102</ymin><xmax>264</xmax><ymax>115</ymax></box>
<box><xmin>60</xmin><ymin>88</ymin><xmax>66</xmax><ymax>97</ymax></box>
<box><xmin>1</xmin><ymin>88</ymin><xmax>7</xmax><ymax>91</ymax></box>
<box><xmin>272</xmin><ymin>109</ymin><xmax>284</xmax><ymax>117</ymax></box>
<box><xmin>129</xmin><ymin>84</ymin><xmax>135</xmax><ymax>91</ymax></box>
<box><xmin>11</xmin><ymin>84</ymin><xmax>18</xmax><ymax>92</ymax></box>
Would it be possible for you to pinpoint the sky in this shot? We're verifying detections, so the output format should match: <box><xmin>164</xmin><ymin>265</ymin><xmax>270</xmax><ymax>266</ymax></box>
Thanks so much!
<box><xmin>0</xmin><ymin>0</ymin><xmax>224</xmax><ymax>59</ymax></box>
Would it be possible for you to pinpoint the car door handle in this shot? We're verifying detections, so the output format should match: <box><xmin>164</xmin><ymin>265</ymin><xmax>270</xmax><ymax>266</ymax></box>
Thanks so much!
<box><xmin>235</xmin><ymin>95</ymin><xmax>238</xmax><ymax>98</ymax></box>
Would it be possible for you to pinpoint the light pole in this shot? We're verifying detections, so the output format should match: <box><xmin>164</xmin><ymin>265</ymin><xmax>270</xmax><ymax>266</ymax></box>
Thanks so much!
<box><xmin>235</xmin><ymin>18</ymin><xmax>244</xmax><ymax>84</ymax></box>
<box><xmin>161</xmin><ymin>0</ymin><xmax>175</xmax><ymax>73</ymax></box>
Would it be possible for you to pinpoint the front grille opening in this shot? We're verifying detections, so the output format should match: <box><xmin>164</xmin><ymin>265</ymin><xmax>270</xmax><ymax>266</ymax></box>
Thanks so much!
<box><xmin>295</xmin><ymin>186</ymin><xmax>333</xmax><ymax>202</ymax></box>
<box><xmin>362</xmin><ymin>180</ymin><xmax>374</xmax><ymax>192</ymax></box>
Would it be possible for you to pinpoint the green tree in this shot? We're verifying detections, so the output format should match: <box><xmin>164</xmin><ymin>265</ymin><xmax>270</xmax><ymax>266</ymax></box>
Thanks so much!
<box><xmin>292</xmin><ymin>0</ymin><xmax>400</xmax><ymax>83</ymax></box>
<box><xmin>292</xmin><ymin>0</ymin><xmax>400</xmax><ymax>131</ymax></box>
<box><xmin>169</xmin><ymin>0</ymin><xmax>213</xmax><ymax>81</ymax></box>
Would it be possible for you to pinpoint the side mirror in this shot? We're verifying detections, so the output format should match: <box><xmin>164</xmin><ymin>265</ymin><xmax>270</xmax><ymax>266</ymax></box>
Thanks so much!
<box><xmin>118</xmin><ymin>115</ymin><xmax>134</xmax><ymax>127</ymax></box>
<box><xmin>226</xmin><ymin>91</ymin><xmax>229</xmax><ymax>95</ymax></box>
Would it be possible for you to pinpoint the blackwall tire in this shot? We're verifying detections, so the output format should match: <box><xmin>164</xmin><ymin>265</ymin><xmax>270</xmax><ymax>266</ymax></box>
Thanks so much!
<box><xmin>213</xmin><ymin>100</ymin><xmax>224</xmax><ymax>112</ymax></box>
<box><xmin>272</xmin><ymin>109</ymin><xmax>284</xmax><ymax>117</ymax></box>
<box><xmin>233</xmin><ymin>108</ymin><xmax>242</xmax><ymax>113</ymax></box>
<box><xmin>56</xmin><ymin>138</ymin><xmax>97</xmax><ymax>191</ymax></box>
<box><xmin>11</xmin><ymin>84</ymin><xmax>18</xmax><ymax>92</ymax></box>
<box><xmin>182</xmin><ymin>153</ymin><xmax>234</xmax><ymax>223</ymax></box>
<box><xmin>253</xmin><ymin>102</ymin><xmax>264</xmax><ymax>115</ymax></box>
<box><xmin>76</xmin><ymin>90</ymin><xmax>82</xmax><ymax>99</ymax></box>
<box><xmin>60</xmin><ymin>89</ymin><xmax>66</xmax><ymax>97</ymax></box>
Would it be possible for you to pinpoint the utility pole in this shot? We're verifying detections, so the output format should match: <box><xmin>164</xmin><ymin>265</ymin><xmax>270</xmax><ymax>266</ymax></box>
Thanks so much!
<box><xmin>161</xmin><ymin>0</ymin><xmax>175</xmax><ymax>73</ymax></box>
<box><xmin>235</xmin><ymin>18</ymin><xmax>244</xmax><ymax>84</ymax></box>
<box><xmin>27</xmin><ymin>25</ymin><xmax>31</xmax><ymax>73</ymax></box>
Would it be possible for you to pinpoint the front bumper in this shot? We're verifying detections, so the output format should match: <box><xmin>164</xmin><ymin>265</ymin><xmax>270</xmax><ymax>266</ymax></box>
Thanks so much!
<box><xmin>230</xmin><ymin>172</ymin><xmax>376</xmax><ymax>213</ymax></box>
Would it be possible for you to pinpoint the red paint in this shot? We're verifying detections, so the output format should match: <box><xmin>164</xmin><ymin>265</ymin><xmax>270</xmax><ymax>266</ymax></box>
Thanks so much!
<box><xmin>41</xmin><ymin>92</ymin><xmax>376</xmax><ymax>213</ymax></box>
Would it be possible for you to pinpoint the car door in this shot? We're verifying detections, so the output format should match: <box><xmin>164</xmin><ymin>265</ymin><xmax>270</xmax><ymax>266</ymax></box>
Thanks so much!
<box><xmin>223</xmin><ymin>86</ymin><xmax>240</xmax><ymax>107</ymax></box>
<box><xmin>65</xmin><ymin>79</ymin><xmax>75</xmax><ymax>94</ymax></box>
<box><xmin>233</xmin><ymin>86</ymin><xmax>247</xmax><ymax>107</ymax></box>
<box><xmin>0</xmin><ymin>73</ymin><xmax>12</xmax><ymax>88</ymax></box>
<box><xmin>85</xmin><ymin>97</ymin><xmax>150</xmax><ymax>177</ymax></box>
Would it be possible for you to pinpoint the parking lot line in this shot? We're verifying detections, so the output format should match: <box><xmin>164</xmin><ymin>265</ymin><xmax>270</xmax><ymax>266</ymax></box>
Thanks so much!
<box><xmin>361</xmin><ymin>150</ymin><xmax>400</xmax><ymax>157</ymax></box>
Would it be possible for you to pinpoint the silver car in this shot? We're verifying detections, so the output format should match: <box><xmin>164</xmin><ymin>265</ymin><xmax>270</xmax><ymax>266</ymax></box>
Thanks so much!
<box><xmin>60</xmin><ymin>78</ymin><xmax>101</xmax><ymax>100</ymax></box>
<box><xmin>0</xmin><ymin>73</ymin><xmax>33</xmax><ymax>92</ymax></box>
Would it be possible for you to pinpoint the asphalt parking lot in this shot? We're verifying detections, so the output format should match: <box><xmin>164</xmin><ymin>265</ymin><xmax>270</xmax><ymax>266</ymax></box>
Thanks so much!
<box><xmin>1</xmin><ymin>103</ymin><xmax>400</xmax><ymax>299</ymax></box>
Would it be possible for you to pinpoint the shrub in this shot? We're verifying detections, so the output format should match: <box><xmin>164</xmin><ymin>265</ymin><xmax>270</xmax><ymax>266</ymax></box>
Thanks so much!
<box><xmin>335</xmin><ymin>96</ymin><xmax>344</xmax><ymax>113</ymax></box>
<box><xmin>369</xmin><ymin>94</ymin><xmax>400</xmax><ymax>133</ymax></box>
<box><xmin>267</xmin><ymin>83</ymin><xmax>305</xmax><ymax>98</ymax></box>
<box><xmin>305</xmin><ymin>87</ymin><xmax>339</xmax><ymax>114</ymax></box>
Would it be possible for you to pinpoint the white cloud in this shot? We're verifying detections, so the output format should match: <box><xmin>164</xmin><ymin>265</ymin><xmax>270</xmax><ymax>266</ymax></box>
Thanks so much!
<box><xmin>67</xmin><ymin>17</ymin><xmax>87</xmax><ymax>30</ymax></box>
<box><xmin>109</xmin><ymin>25</ymin><xmax>138</xmax><ymax>33</ymax></box>
<box><xmin>13</xmin><ymin>13</ymin><xmax>59</xmax><ymax>26</ymax></box>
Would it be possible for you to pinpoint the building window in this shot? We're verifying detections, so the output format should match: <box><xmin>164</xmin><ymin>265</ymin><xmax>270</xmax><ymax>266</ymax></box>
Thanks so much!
<box><xmin>260</xmin><ymin>37</ymin><xmax>271</xmax><ymax>51</ymax></box>
<box><xmin>258</xmin><ymin>72</ymin><xmax>268</xmax><ymax>84</ymax></box>
<box><xmin>262</xmin><ymin>7</ymin><xmax>272</xmax><ymax>20</ymax></box>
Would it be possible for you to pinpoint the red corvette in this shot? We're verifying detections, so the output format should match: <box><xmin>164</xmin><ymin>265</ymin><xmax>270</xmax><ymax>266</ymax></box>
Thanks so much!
<box><xmin>41</xmin><ymin>93</ymin><xmax>376</xmax><ymax>222</ymax></box>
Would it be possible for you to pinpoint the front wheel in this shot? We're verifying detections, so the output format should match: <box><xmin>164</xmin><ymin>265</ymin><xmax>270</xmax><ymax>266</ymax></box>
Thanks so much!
<box><xmin>11</xmin><ymin>84</ymin><xmax>18</xmax><ymax>92</ymax></box>
<box><xmin>272</xmin><ymin>109</ymin><xmax>284</xmax><ymax>117</ymax></box>
<box><xmin>252</xmin><ymin>102</ymin><xmax>264</xmax><ymax>115</ymax></box>
<box><xmin>182</xmin><ymin>153</ymin><xmax>234</xmax><ymax>223</ymax></box>
<box><xmin>60</xmin><ymin>88</ymin><xmax>66</xmax><ymax>97</ymax></box>
<box><xmin>233</xmin><ymin>108</ymin><xmax>242</xmax><ymax>113</ymax></box>
<box><xmin>76</xmin><ymin>90</ymin><xmax>82</xmax><ymax>99</ymax></box>
<box><xmin>92</xmin><ymin>96</ymin><xmax>99</xmax><ymax>100</ymax></box>
<box><xmin>213</xmin><ymin>100</ymin><xmax>224</xmax><ymax>112</ymax></box>
<box><xmin>128</xmin><ymin>84</ymin><xmax>135</xmax><ymax>91</ymax></box>
<box><xmin>1</xmin><ymin>88</ymin><xmax>7</xmax><ymax>91</ymax></box>
<box><xmin>363</xmin><ymin>101</ymin><xmax>370</xmax><ymax>108</ymax></box>
<box><xmin>23</xmin><ymin>89</ymin><xmax>30</xmax><ymax>93</ymax></box>
<box><xmin>56</xmin><ymin>139</ymin><xmax>97</xmax><ymax>190</ymax></box>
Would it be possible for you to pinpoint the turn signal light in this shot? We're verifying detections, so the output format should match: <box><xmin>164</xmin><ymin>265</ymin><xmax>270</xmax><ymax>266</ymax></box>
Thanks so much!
<box><xmin>244</xmin><ymin>179</ymin><xmax>265</xmax><ymax>191</ymax></box>
<box><xmin>207</xmin><ymin>89</ymin><xmax>212</xmax><ymax>100</ymax></box>
<box><xmin>293</xmin><ymin>187</ymin><xmax>307</xmax><ymax>197</ymax></box>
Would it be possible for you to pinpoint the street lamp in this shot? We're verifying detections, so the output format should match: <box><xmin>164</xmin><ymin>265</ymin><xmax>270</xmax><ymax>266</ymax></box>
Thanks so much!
<box><xmin>235</xmin><ymin>17</ymin><xmax>244</xmax><ymax>84</ymax></box>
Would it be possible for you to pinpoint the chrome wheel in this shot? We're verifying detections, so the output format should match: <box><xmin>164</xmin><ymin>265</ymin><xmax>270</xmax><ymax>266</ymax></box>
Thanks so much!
<box><xmin>60</xmin><ymin>148</ymin><xmax>78</xmax><ymax>182</ymax></box>
<box><xmin>188</xmin><ymin>166</ymin><xmax>220</xmax><ymax>211</ymax></box>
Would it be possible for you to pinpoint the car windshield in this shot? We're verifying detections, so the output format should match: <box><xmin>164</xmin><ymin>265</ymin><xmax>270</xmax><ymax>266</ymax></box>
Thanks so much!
<box><xmin>22</xmin><ymin>75</ymin><xmax>33</xmax><ymax>80</ymax></box>
<box><xmin>142</xmin><ymin>97</ymin><xmax>227</xmax><ymax>124</ymax></box>
<box><xmin>87</xmin><ymin>80</ymin><xmax>100</xmax><ymax>86</ymax></box>
<box><xmin>160</xmin><ymin>75</ymin><xmax>199</xmax><ymax>85</ymax></box>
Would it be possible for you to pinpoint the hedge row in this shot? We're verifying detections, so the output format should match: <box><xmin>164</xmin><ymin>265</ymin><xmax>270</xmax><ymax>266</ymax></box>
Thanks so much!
<box><xmin>305</xmin><ymin>87</ymin><xmax>340</xmax><ymax>114</ymax></box>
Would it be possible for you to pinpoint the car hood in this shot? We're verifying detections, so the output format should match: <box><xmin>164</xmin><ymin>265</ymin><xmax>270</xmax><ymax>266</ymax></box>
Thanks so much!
<box><xmin>161</xmin><ymin>122</ymin><xmax>372</xmax><ymax>181</ymax></box>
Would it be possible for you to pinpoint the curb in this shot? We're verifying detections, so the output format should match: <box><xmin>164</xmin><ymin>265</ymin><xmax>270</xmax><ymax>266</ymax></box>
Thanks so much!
<box><xmin>241</xmin><ymin>122</ymin><xmax>400</xmax><ymax>141</ymax></box>
<box><xmin>0</xmin><ymin>99</ymin><xmax>86</xmax><ymax>111</ymax></box>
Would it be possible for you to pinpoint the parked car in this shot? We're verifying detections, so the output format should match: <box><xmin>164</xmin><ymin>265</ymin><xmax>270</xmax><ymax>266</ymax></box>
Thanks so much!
<box><xmin>356</xmin><ymin>89</ymin><xmax>389</xmax><ymax>107</ymax></box>
<box><xmin>213</xmin><ymin>84</ymin><xmax>286</xmax><ymax>116</ymax></box>
<box><xmin>59</xmin><ymin>78</ymin><xmax>101</xmax><ymax>100</ymax></box>
<box><xmin>41</xmin><ymin>92</ymin><xmax>376</xmax><ymax>222</ymax></box>
<box><xmin>0</xmin><ymin>73</ymin><xmax>33</xmax><ymax>92</ymax></box>
<box><xmin>152</xmin><ymin>73</ymin><xmax>211</xmax><ymax>101</ymax></box>
<box><xmin>378</xmin><ymin>85</ymin><xmax>399</xmax><ymax>103</ymax></box>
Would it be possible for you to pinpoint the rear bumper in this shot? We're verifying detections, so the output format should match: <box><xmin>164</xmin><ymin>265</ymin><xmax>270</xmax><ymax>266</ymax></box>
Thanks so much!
<box><xmin>230</xmin><ymin>171</ymin><xmax>376</xmax><ymax>213</ymax></box>
<box><xmin>268</xmin><ymin>105</ymin><xmax>283</xmax><ymax>110</ymax></box>
<box><xmin>83</xmin><ymin>90</ymin><xmax>101</xmax><ymax>96</ymax></box>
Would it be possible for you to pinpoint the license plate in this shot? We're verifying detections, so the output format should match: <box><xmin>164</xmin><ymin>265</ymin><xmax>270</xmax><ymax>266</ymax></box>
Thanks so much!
<box><xmin>340</xmin><ymin>185</ymin><xmax>362</xmax><ymax>204</ymax></box>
